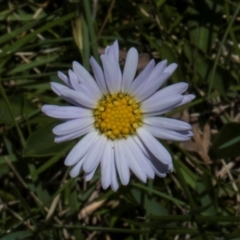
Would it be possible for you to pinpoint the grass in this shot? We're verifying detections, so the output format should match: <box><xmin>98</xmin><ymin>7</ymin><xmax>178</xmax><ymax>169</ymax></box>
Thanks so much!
<box><xmin>0</xmin><ymin>0</ymin><xmax>240</xmax><ymax>239</ymax></box>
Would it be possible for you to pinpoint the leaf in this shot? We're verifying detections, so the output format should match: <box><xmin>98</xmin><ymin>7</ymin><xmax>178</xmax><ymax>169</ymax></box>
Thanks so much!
<box><xmin>0</xmin><ymin>189</ymin><xmax>15</xmax><ymax>201</ymax></box>
<box><xmin>0</xmin><ymin>154</ymin><xmax>17</xmax><ymax>175</ymax></box>
<box><xmin>183</xmin><ymin>43</ymin><xmax>233</xmax><ymax>94</ymax></box>
<box><xmin>23</xmin><ymin>120</ymin><xmax>71</xmax><ymax>157</ymax></box>
<box><xmin>0</xmin><ymin>154</ymin><xmax>17</xmax><ymax>164</ymax></box>
<box><xmin>209</xmin><ymin>123</ymin><xmax>240</xmax><ymax>159</ymax></box>
<box><xmin>195</xmin><ymin>174</ymin><xmax>217</xmax><ymax>216</ymax></box>
<box><xmin>7</xmin><ymin>55</ymin><xmax>59</xmax><ymax>75</ymax></box>
<box><xmin>0</xmin><ymin>12</ymin><xmax>74</xmax><ymax>58</ymax></box>
<box><xmin>132</xmin><ymin>183</ymin><xmax>187</xmax><ymax>207</ymax></box>
<box><xmin>31</xmin><ymin>143</ymin><xmax>73</xmax><ymax>177</ymax></box>
<box><xmin>219</xmin><ymin>136</ymin><xmax>240</xmax><ymax>149</ymax></box>
<box><xmin>144</xmin><ymin>196</ymin><xmax>168</xmax><ymax>216</ymax></box>
<box><xmin>0</xmin><ymin>231</ymin><xmax>33</xmax><ymax>240</ymax></box>
<box><xmin>0</xmin><ymin>20</ymin><xmax>39</xmax><ymax>45</ymax></box>
<box><xmin>0</xmin><ymin>94</ymin><xmax>37</xmax><ymax>124</ymax></box>
<box><xmin>187</xmin><ymin>0</ymin><xmax>222</xmax><ymax>52</ymax></box>
<box><xmin>175</xmin><ymin>157</ymin><xmax>197</xmax><ymax>189</ymax></box>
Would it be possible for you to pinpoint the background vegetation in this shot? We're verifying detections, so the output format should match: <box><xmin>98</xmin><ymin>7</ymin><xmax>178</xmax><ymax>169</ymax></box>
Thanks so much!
<box><xmin>0</xmin><ymin>0</ymin><xmax>240</xmax><ymax>239</ymax></box>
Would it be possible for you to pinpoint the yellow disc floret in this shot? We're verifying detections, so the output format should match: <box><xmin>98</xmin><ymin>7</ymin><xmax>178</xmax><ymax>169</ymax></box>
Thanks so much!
<box><xmin>94</xmin><ymin>93</ymin><xmax>142</xmax><ymax>140</ymax></box>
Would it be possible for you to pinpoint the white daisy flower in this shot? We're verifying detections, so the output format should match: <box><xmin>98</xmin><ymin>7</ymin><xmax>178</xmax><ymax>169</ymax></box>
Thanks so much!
<box><xmin>42</xmin><ymin>40</ymin><xmax>195</xmax><ymax>191</ymax></box>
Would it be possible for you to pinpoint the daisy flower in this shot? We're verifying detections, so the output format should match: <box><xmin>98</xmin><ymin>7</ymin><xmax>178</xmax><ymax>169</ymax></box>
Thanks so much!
<box><xmin>42</xmin><ymin>40</ymin><xmax>195</xmax><ymax>191</ymax></box>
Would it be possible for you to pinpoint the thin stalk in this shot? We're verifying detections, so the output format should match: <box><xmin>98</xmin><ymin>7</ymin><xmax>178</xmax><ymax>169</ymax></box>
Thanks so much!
<box><xmin>208</xmin><ymin>2</ymin><xmax>240</xmax><ymax>96</ymax></box>
<box><xmin>0</xmin><ymin>82</ymin><xmax>26</xmax><ymax>147</ymax></box>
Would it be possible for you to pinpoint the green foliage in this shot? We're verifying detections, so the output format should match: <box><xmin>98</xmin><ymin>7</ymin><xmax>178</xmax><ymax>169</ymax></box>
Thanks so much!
<box><xmin>23</xmin><ymin>121</ymin><xmax>71</xmax><ymax>157</ymax></box>
<box><xmin>0</xmin><ymin>0</ymin><xmax>240</xmax><ymax>239</ymax></box>
<box><xmin>210</xmin><ymin>123</ymin><xmax>240</xmax><ymax>159</ymax></box>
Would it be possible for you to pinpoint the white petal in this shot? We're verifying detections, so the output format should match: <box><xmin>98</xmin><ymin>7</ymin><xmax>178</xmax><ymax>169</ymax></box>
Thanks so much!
<box><xmin>83</xmin><ymin>135</ymin><xmax>107</xmax><ymax>172</ymax></box>
<box><xmin>137</xmin><ymin>127</ymin><xmax>172</xmax><ymax>165</ymax></box>
<box><xmin>132</xmin><ymin>134</ymin><xmax>148</xmax><ymax>155</ymax></box>
<box><xmin>106</xmin><ymin>40</ymin><xmax>122</xmax><ymax>82</ymax></box>
<box><xmin>151</xmin><ymin>94</ymin><xmax>195</xmax><ymax>115</ymax></box>
<box><xmin>54</xmin><ymin>125</ymin><xmax>94</xmax><ymax>143</ymax></box>
<box><xmin>101</xmin><ymin>141</ymin><xmax>113</xmax><ymax>189</ymax></box>
<box><xmin>176</xmin><ymin>94</ymin><xmax>195</xmax><ymax>107</ymax></box>
<box><xmin>111</xmin><ymin>152</ymin><xmax>119</xmax><ymax>191</ymax></box>
<box><xmin>85</xmin><ymin>166</ymin><xmax>98</xmax><ymax>181</ymax></box>
<box><xmin>53</xmin><ymin>117</ymin><xmax>94</xmax><ymax>135</ymax></box>
<box><xmin>163</xmin><ymin>63</ymin><xmax>178</xmax><ymax>75</ymax></box>
<box><xmin>142</xmin><ymin>94</ymin><xmax>183</xmax><ymax>114</ymax></box>
<box><xmin>168</xmin><ymin>162</ymin><xmax>173</xmax><ymax>172</ymax></box>
<box><xmin>126</xmin><ymin>137</ymin><xmax>147</xmax><ymax>182</ymax></box>
<box><xmin>50</xmin><ymin>82</ymin><xmax>68</xmax><ymax>96</ymax></box>
<box><xmin>68</xmin><ymin>69</ymin><xmax>81</xmax><ymax>91</ymax></box>
<box><xmin>135</xmin><ymin>73</ymin><xmax>170</xmax><ymax>102</ymax></box>
<box><xmin>108</xmin><ymin>40</ymin><xmax>119</xmax><ymax>60</ymax></box>
<box><xmin>143</xmin><ymin>117</ymin><xmax>192</xmax><ymax>131</ymax></box>
<box><xmin>64</xmin><ymin>131</ymin><xmax>98</xmax><ymax>166</ymax></box>
<box><xmin>133</xmin><ymin>60</ymin><xmax>170</xmax><ymax>101</ymax></box>
<box><xmin>148</xmin><ymin>156</ymin><xmax>167</xmax><ymax>177</ymax></box>
<box><xmin>101</xmin><ymin>54</ymin><xmax>121</xmax><ymax>93</ymax></box>
<box><xmin>133</xmin><ymin>60</ymin><xmax>170</xmax><ymax>99</ymax></box>
<box><xmin>133</xmin><ymin>135</ymin><xmax>168</xmax><ymax>177</ymax></box>
<box><xmin>69</xmin><ymin>158</ymin><xmax>84</xmax><ymax>177</ymax></box>
<box><xmin>61</xmin><ymin>87</ymin><xmax>96</xmax><ymax>108</ymax></box>
<box><xmin>114</xmin><ymin>140</ymin><xmax>130</xmax><ymax>185</ymax></box>
<box><xmin>82</xmin><ymin>82</ymin><xmax>102</xmax><ymax>100</ymax></box>
<box><xmin>144</xmin><ymin>125</ymin><xmax>193</xmax><ymax>141</ymax></box>
<box><xmin>102</xmin><ymin>140</ymin><xmax>119</xmax><ymax>191</ymax></box>
<box><xmin>90</xmin><ymin>56</ymin><xmax>107</xmax><ymax>94</ymax></box>
<box><xmin>58</xmin><ymin>71</ymin><xmax>70</xmax><ymax>86</ymax></box>
<box><xmin>131</xmin><ymin>59</ymin><xmax>155</xmax><ymax>94</ymax></box>
<box><xmin>146</xmin><ymin>150</ymin><xmax>173</xmax><ymax>177</ymax></box>
<box><xmin>122</xmin><ymin>47</ymin><xmax>138</xmax><ymax>92</ymax></box>
<box><xmin>72</xmin><ymin>61</ymin><xmax>101</xmax><ymax>97</ymax></box>
<box><xmin>148</xmin><ymin>60</ymin><xmax>168</xmax><ymax>79</ymax></box>
<box><xmin>132</xmin><ymin>136</ymin><xmax>155</xmax><ymax>179</ymax></box>
<box><xmin>153</xmin><ymin>82</ymin><xmax>189</xmax><ymax>97</ymax></box>
<box><xmin>50</xmin><ymin>82</ymin><xmax>80</xmax><ymax>105</ymax></box>
<box><xmin>105</xmin><ymin>46</ymin><xmax>110</xmax><ymax>54</ymax></box>
<box><xmin>42</xmin><ymin>105</ymin><xmax>92</xmax><ymax>120</ymax></box>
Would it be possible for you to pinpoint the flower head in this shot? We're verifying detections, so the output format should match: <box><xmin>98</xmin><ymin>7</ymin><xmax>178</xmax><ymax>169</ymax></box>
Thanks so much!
<box><xmin>42</xmin><ymin>40</ymin><xmax>195</xmax><ymax>191</ymax></box>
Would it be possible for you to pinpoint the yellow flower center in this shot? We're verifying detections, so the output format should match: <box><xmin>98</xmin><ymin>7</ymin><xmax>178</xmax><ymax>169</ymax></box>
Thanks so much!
<box><xmin>94</xmin><ymin>93</ymin><xmax>142</xmax><ymax>140</ymax></box>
